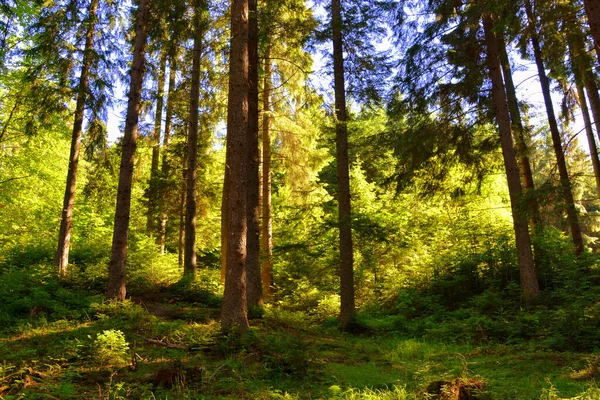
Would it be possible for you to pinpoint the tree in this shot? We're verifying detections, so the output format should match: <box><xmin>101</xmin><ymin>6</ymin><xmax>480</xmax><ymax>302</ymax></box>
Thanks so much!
<box><xmin>107</xmin><ymin>0</ymin><xmax>150</xmax><ymax>300</ymax></box>
<box><xmin>523</xmin><ymin>0</ymin><xmax>584</xmax><ymax>255</ymax></box>
<box><xmin>481</xmin><ymin>12</ymin><xmax>540</xmax><ymax>300</ymax></box>
<box><xmin>184</xmin><ymin>0</ymin><xmax>205</xmax><ymax>278</ymax></box>
<box><xmin>55</xmin><ymin>0</ymin><xmax>100</xmax><ymax>277</ymax></box>
<box><xmin>582</xmin><ymin>0</ymin><xmax>600</xmax><ymax>67</ymax></box>
<box><xmin>221</xmin><ymin>0</ymin><xmax>250</xmax><ymax>330</ymax></box>
<box><xmin>261</xmin><ymin>41</ymin><xmax>274</xmax><ymax>301</ymax></box>
<box><xmin>331</xmin><ymin>0</ymin><xmax>355</xmax><ymax>329</ymax></box>
<box><xmin>146</xmin><ymin>51</ymin><xmax>167</xmax><ymax>237</ymax></box>
<box><xmin>245</xmin><ymin>0</ymin><xmax>262</xmax><ymax>309</ymax></box>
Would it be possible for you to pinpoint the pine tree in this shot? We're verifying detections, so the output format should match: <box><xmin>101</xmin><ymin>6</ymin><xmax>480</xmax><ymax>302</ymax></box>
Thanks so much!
<box><xmin>221</xmin><ymin>0</ymin><xmax>250</xmax><ymax>330</ymax></box>
<box><xmin>481</xmin><ymin>12</ymin><xmax>540</xmax><ymax>300</ymax></box>
<box><xmin>523</xmin><ymin>0</ymin><xmax>584</xmax><ymax>255</ymax></box>
<box><xmin>55</xmin><ymin>0</ymin><xmax>100</xmax><ymax>277</ymax></box>
<box><xmin>107</xmin><ymin>0</ymin><xmax>150</xmax><ymax>300</ymax></box>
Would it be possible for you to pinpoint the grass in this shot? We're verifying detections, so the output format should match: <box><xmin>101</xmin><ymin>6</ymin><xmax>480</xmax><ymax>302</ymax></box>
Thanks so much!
<box><xmin>0</xmin><ymin>281</ymin><xmax>599</xmax><ymax>399</ymax></box>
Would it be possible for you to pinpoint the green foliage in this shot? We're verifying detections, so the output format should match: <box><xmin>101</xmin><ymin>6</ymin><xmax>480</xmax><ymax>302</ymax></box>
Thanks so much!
<box><xmin>0</xmin><ymin>265</ymin><xmax>97</xmax><ymax>329</ymax></box>
<box><xmin>93</xmin><ymin>329</ymin><xmax>129</xmax><ymax>365</ymax></box>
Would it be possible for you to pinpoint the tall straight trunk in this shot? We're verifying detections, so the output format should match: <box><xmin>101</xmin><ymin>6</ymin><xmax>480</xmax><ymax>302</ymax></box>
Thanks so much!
<box><xmin>568</xmin><ymin>37</ymin><xmax>600</xmax><ymax>198</ymax></box>
<box><xmin>159</xmin><ymin>51</ymin><xmax>177</xmax><ymax>254</ymax></box>
<box><xmin>332</xmin><ymin>0</ymin><xmax>355</xmax><ymax>329</ymax></box>
<box><xmin>583</xmin><ymin>0</ymin><xmax>600</xmax><ymax>67</ymax></box>
<box><xmin>576</xmin><ymin>82</ymin><xmax>600</xmax><ymax>198</ymax></box>
<box><xmin>498</xmin><ymin>33</ymin><xmax>541</xmax><ymax>225</ymax></box>
<box><xmin>482</xmin><ymin>14</ymin><xmax>540</xmax><ymax>301</ymax></box>
<box><xmin>55</xmin><ymin>0</ymin><xmax>99</xmax><ymax>277</ymax></box>
<box><xmin>584</xmin><ymin>72</ymin><xmax>600</xmax><ymax>145</ymax></box>
<box><xmin>220</xmin><ymin>167</ymin><xmax>229</xmax><ymax>283</ymax></box>
<box><xmin>524</xmin><ymin>0</ymin><xmax>584</xmax><ymax>255</ymax></box>
<box><xmin>184</xmin><ymin>3</ymin><xmax>203</xmax><ymax>278</ymax></box>
<box><xmin>261</xmin><ymin>42</ymin><xmax>274</xmax><ymax>301</ymax></box>
<box><xmin>221</xmin><ymin>0</ymin><xmax>250</xmax><ymax>330</ymax></box>
<box><xmin>107</xmin><ymin>0</ymin><xmax>150</xmax><ymax>300</ymax></box>
<box><xmin>245</xmin><ymin>0</ymin><xmax>262</xmax><ymax>309</ymax></box>
<box><xmin>147</xmin><ymin>51</ymin><xmax>167</xmax><ymax>236</ymax></box>
<box><xmin>179</xmin><ymin>165</ymin><xmax>187</xmax><ymax>268</ymax></box>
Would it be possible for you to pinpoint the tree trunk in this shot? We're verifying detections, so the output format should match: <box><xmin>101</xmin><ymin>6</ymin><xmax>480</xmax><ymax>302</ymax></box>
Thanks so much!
<box><xmin>147</xmin><ymin>51</ymin><xmax>167</xmax><ymax>237</ymax></box>
<box><xmin>179</xmin><ymin>165</ymin><xmax>187</xmax><ymax>269</ymax></box>
<box><xmin>524</xmin><ymin>0</ymin><xmax>584</xmax><ymax>255</ymax></box>
<box><xmin>221</xmin><ymin>0</ymin><xmax>249</xmax><ymax>330</ymax></box>
<box><xmin>245</xmin><ymin>0</ymin><xmax>262</xmax><ymax>309</ymax></box>
<box><xmin>55</xmin><ymin>0</ymin><xmax>99</xmax><ymax>277</ymax></box>
<box><xmin>220</xmin><ymin>167</ymin><xmax>229</xmax><ymax>283</ymax></box>
<box><xmin>261</xmin><ymin>42</ymin><xmax>274</xmax><ymax>301</ymax></box>
<box><xmin>567</xmin><ymin>36</ymin><xmax>600</xmax><ymax>199</ymax></box>
<box><xmin>159</xmin><ymin>50</ymin><xmax>177</xmax><ymax>254</ymax></box>
<box><xmin>332</xmin><ymin>0</ymin><xmax>355</xmax><ymax>330</ymax></box>
<box><xmin>583</xmin><ymin>0</ymin><xmax>600</xmax><ymax>68</ymax></box>
<box><xmin>482</xmin><ymin>14</ymin><xmax>540</xmax><ymax>301</ymax></box>
<box><xmin>498</xmin><ymin>33</ymin><xmax>541</xmax><ymax>225</ymax></box>
<box><xmin>577</xmin><ymin>82</ymin><xmax>600</xmax><ymax>198</ymax></box>
<box><xmin>184</xmin><ymin>2</ymin><xmax>203</xmax><ymax>278</ymax></box>
<box><xmin>107</xmin><ymin>0</ymin><xmax>150</xmax><ymax>300</ymax></box>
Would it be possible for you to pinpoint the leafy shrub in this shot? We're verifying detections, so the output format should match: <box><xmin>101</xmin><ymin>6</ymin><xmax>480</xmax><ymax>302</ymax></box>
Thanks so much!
<box><xmin>0</xmin><ymin>265</ymin><xmax>96</xmax><ymax>329</ymax></box>
<box><xmin>313</xmin><ymin>294</ymin><xmax>340</xmax><ymax>322</ymax></box>
<box><xmin>93</xmin><ymin>329</ymin><xmax>129</xmax><ymax>365</ymax></box>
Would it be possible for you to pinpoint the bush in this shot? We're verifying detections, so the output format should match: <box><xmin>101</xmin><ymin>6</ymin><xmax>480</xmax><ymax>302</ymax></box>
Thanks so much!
<box><xmin>93</xmin><ymin>329</ymin><xmax>129</xmax><ymax>365</ymax></box>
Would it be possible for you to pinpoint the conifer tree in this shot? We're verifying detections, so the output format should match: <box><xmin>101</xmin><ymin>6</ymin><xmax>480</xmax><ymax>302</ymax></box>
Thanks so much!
<box><xmin>184</xmin><ymin>0</ymin><xmax>205</xmax><ymax>278</ymax></box>
<box><xmin>523</xmin><ymin>0</ymin><xmax>584</xmax><ymax>254</ymax></box>
<box><xmin>481</xmin><ymin>12</ymin><xmax>540</xmax><ymax>300</ymax></box>
<box><xmin>107</xmin><ymin>0</ymin><xmax>150</xmax><ymax>300</ymax></box>
<box><xmin>221</xmin><ymin>0</ymin><xmax>250</xmax><ymax>330</ymax></box>
<box><xmin>55</xmin><ymin>0</ymin><xmax>100</xmax><ymax>276</ymax></box>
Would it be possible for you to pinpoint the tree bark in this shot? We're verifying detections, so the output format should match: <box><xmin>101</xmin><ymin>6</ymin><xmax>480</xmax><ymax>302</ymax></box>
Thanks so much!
<box><xmin>220</xmin><ymin>167</ymin><xmax>229</xmax><ymax>283</ymax></box>
<box><xmin>568</xmin><ymin>36</ymin><xmax>600</xmax><ymax>199</ymax></box>
<box><xmin>221</xmin><ymin>0</ymin><xmax>250</xmax><ymax>330</ymax></box>
<box><xmin>184</xmin><ymin>2</ymin><xmax>203</xmax><ymax>278</ymax></box>
<box><xmin>55</xmin><ymin>0</ymin><xmax>99</xmax><ymax>277</ymax></box>
<box><xmin>498</xmin><ymin>32</ymin><xmax>541</xmax><ymax>226</ymax></box>
<box><xmin>245</xmin><ymin>0</ymin><xmax>262</xmax><ymax>309</ymax></box>
<box><xmin>332</xmin><ymin>0</ymin><xmax>355</xmax><ymax>329</ymax></box>
<box><xmin>107</xmin><ymin>0</ymin><xmax>150</xmax><ymax>300</ymax></box>
<box><xmin>261</xmin><ymin>42</ymin><xmax>274</xmax><ymax>301</ymax></box>
<box><xmin>577</xmin><ymin>82</ymin><xmax>600</xmax><ymax>198</ymax></box>
<box><xmin>159</xmin><ymin>50</ymin><xmax>177</xmax><ymax>254</ymax></box>
<box><xmin>583</xmin><ymin>0</ymin><xmax>600</xmax><ymax>68</ymax></box>
<box><xmin>482</xmin><ymin>14</ymin><xmax>540</xmax><ymax>301</ymax></box>
<box><xmin>524</xmin><ymin>0</ymin><xmax>584</xmax><ymax>255</ymax></box>
<box><xmin>147</xmin><ymin>51</ymin><xmax>167</xmax><ymax>237</ymax></box>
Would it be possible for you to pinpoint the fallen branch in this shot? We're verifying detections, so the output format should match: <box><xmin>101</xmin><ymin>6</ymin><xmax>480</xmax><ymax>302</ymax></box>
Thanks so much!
<box><xmin>143</xmin><ymin>338</ymin><xmax>188</xmax><ymax>350</ymax></box>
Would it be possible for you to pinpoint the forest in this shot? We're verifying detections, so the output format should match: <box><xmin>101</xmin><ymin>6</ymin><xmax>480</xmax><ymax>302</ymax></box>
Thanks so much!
<box><xmin>3</xmin><ymin>0</ymin><xmax>600</xmax><ymax>398</ymax></box>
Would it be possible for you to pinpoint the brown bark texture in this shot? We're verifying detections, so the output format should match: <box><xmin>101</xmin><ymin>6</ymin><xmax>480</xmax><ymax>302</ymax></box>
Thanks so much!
<box><xmin>221</xmin><ymin>167</ymin><xmax>229</xmax><ymax>283</ymax></box>
<box><xmin>497</xmin><ymin>33</ymin><xmax>541</xmax><ymax>227</ymax></box>
<box><xmin>107</xmin><ymin>0</ymin><xmax>150</xmax><ymax>300</ymax></box>
<box><xmin>568</xmin><ymin>35</ymin><xmax>600</xmax><ymax>199</ymax></box>
<box><xmin>524</xmin><ymin>0</ymin><xmax>584</xmax><ymax>255</ymax></box>
<box><xmin>583</xmin><ymin>0</ymin><xmax>600</xmax><ymax>67</ymax></box>
<box><xmin>55</xmin><ymin>0</ymin><xmax>99</xmax><ymax>277</ymax></box>
<box><xmin>576</xmin><ymin>82</ymin><xmax>600</xmax><ymax>198</ymax></box>
<box><xmin>261</xmin><ymin>42</ymin><xmax>274</xmax><ymax>301</ymax></box>
<box><xmin>482</xmin><ymin>14</ymin><xmax>540</xmax><ymax>301</ymax></box>
<box><xmin>184</xmin><ymin>4</ymin><xmax>203</xmax><ymax>278</ymax></box>
<box><xmin>221</xmin><ymin>0</ymin><xmax>250</xmax><ymax>330</ymax></box>
<box><xmin>159</xmin><ymin>52</ymin><xmax>177</xmax><ymax>254</ymax></box>
<box><xmin>147</xmin><ymin>51</ymin><xmax>167</xmax><ymax>236</ymax></box>
<box><xmin>245</xmin><ymin>0</ymin><xmax>262</xmax><ymax>309</ymax></box>
<box><xmin>332</xmin><ymin>0</ymin><xmax>356</xmax><ymax>329</ymax></box>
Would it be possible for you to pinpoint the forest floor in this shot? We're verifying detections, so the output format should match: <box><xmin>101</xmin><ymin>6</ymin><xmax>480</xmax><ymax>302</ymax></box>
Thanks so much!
<box><xmin>0</xmin><ymin>290</ymin><xmax>599</xmax><ymax>399</ymax></box>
